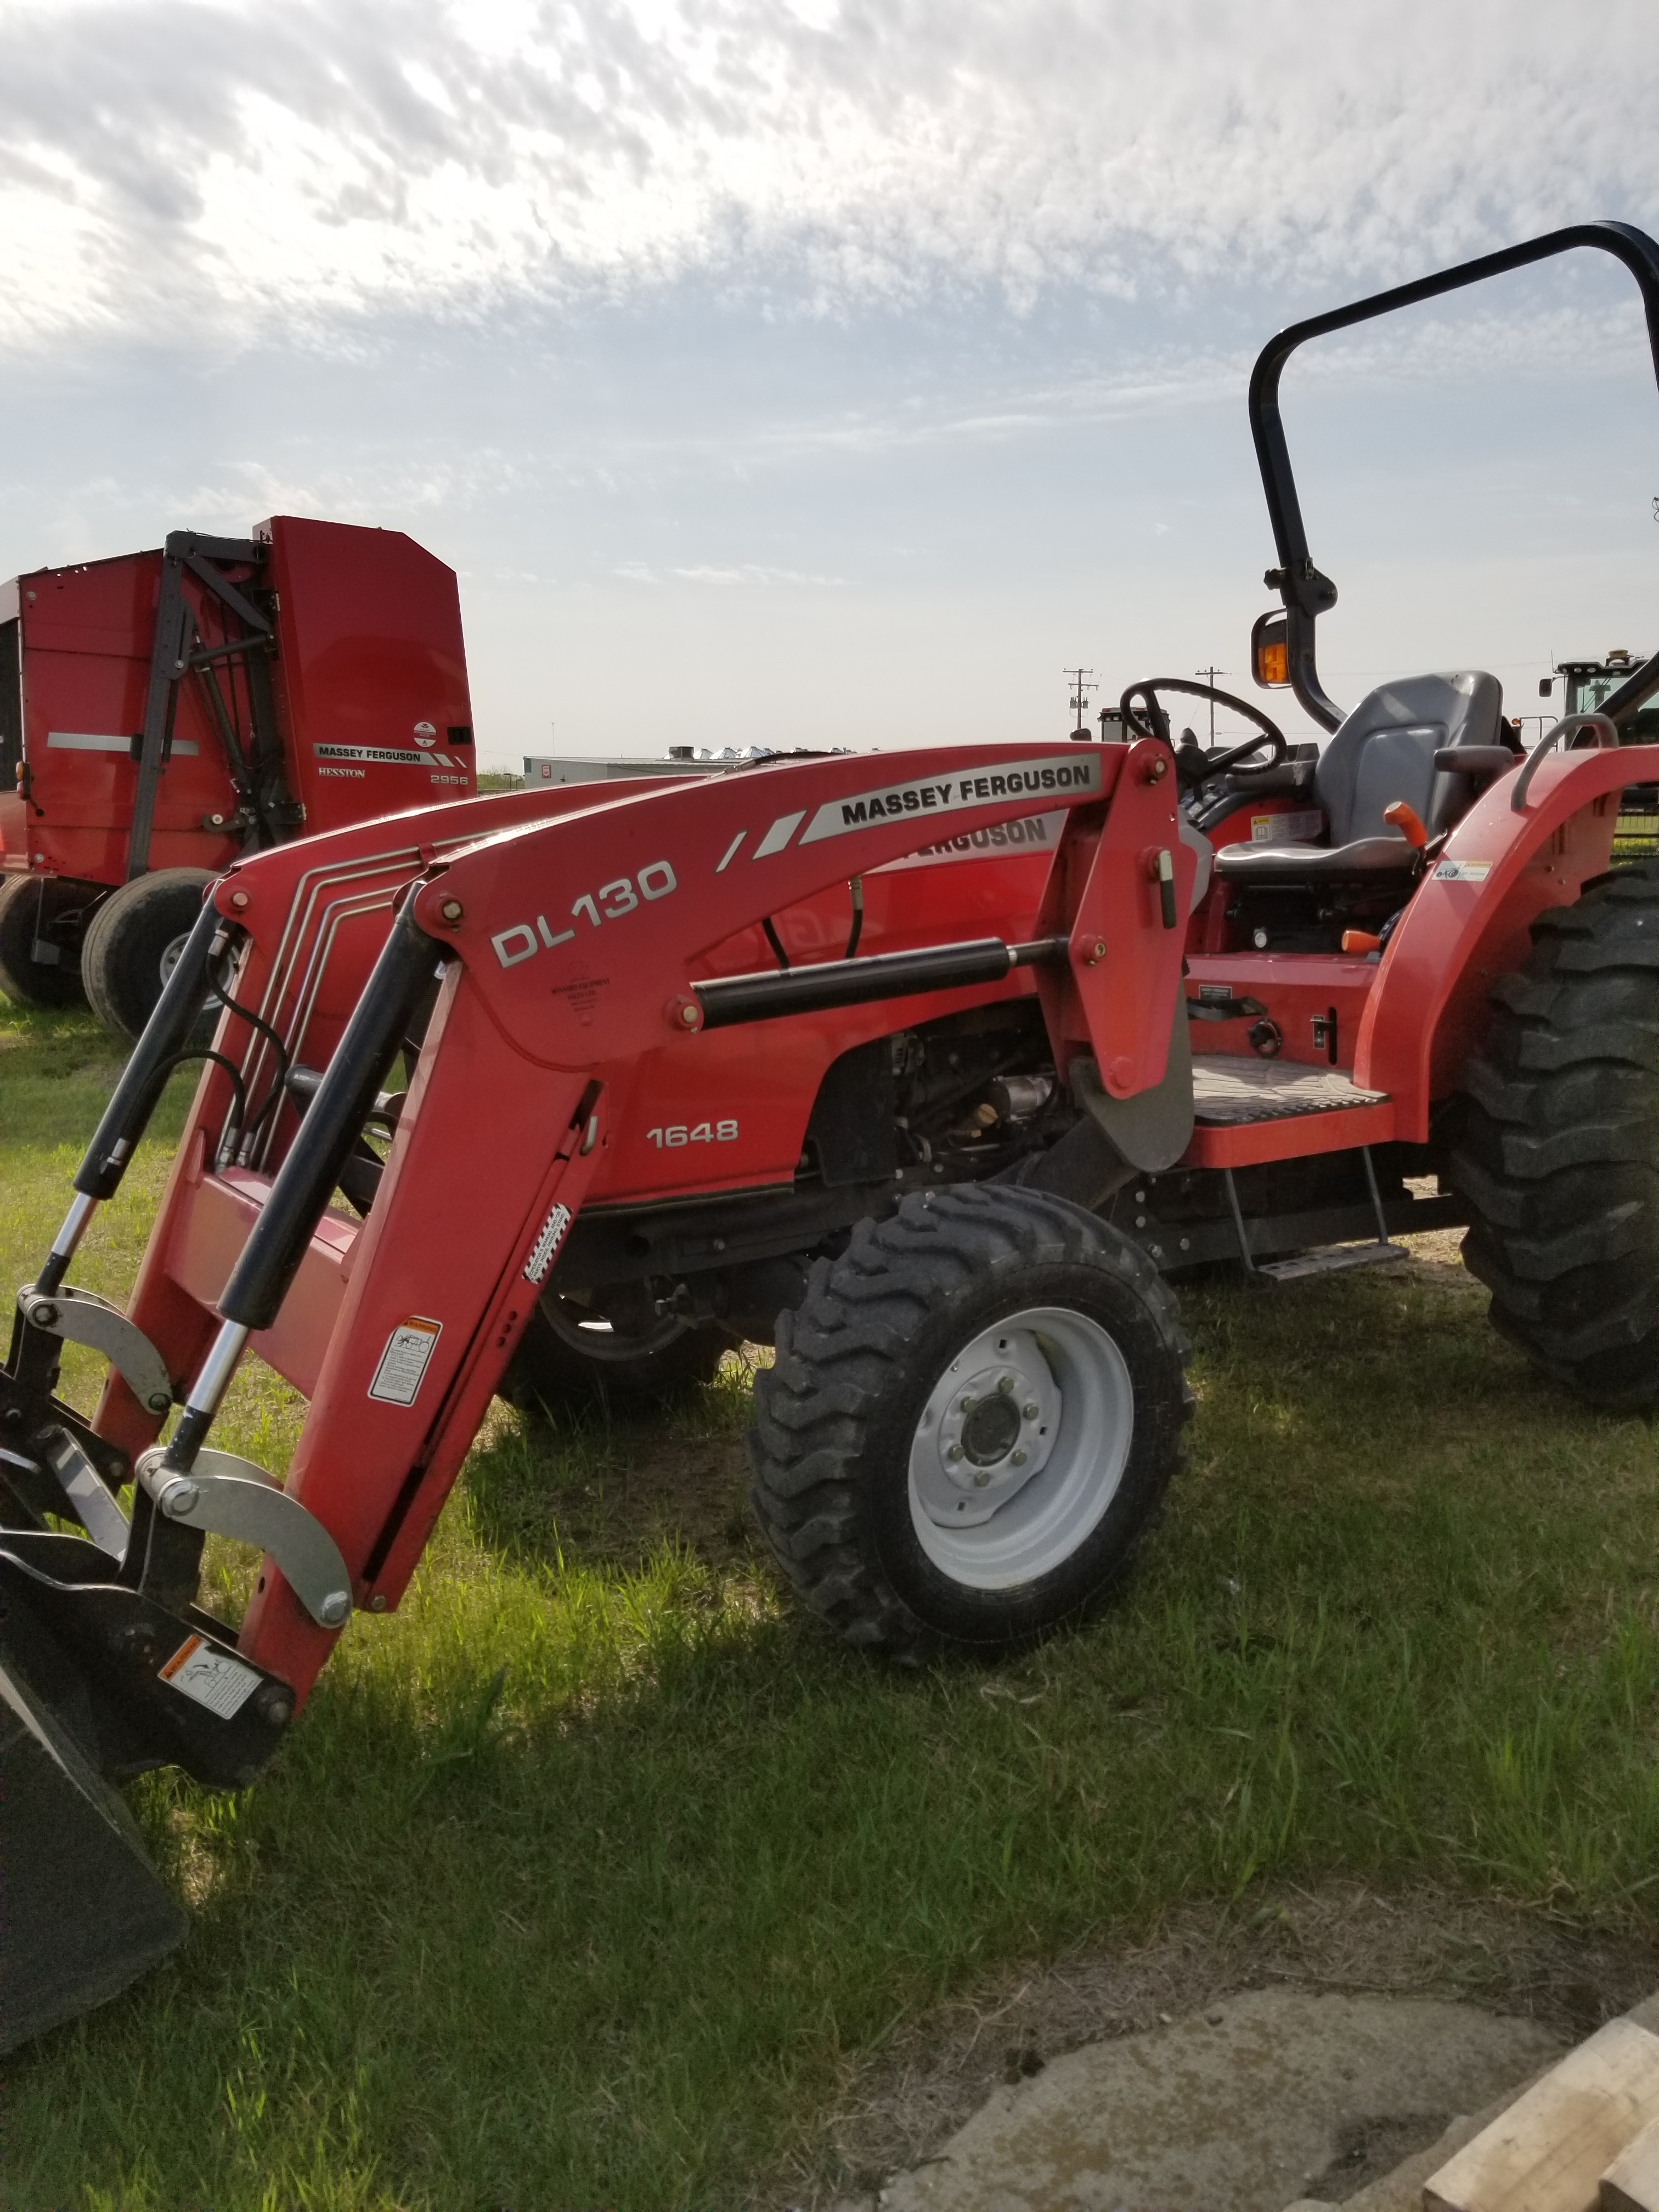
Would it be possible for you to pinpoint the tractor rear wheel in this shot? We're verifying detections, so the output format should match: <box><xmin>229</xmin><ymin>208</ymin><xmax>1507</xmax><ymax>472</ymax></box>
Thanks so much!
<box><xmin>1453</xmin><ymin>860</ymin><xmax>1659</xmax><ymax>1409</ymax></box>
<box><xmin>0</xmin><ymin>875</ymin><xmax>87</xmax><ymax>1009</ymax></box>
<box><xmin>506</xmin><ymin>1290</ymin><xmax>733</xmax><ymax>1410</ymax></box>
<box><xmin>748</xmin><ymin>1184</ymin><xmax>1190</xmax><ymax>1658</ymax></box>
<box><xmin>81</xmin><ymin>869</ymin><xmax>215</xmax><ymax>1043</ymax></box>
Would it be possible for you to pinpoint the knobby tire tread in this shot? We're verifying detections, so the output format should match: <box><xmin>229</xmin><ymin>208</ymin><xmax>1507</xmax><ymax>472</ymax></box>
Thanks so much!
<box><xmin>748</xmin><ymin>1182</ymin><xmax>1192</xmax><ymax>1657</ymax></box>
<box><xmin>1451</xmin><ymin>859</ymin><xmax>1659</xmax><ymax>1408</ymax></box>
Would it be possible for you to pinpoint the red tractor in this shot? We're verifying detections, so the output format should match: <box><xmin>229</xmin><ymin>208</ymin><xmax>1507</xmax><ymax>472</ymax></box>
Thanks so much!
<box><xmin>5</xmin><ymin>219</ymin><xmax>1659</xmax><ymax>2049</ymax></box>
<box><xmin>0</xmin><ymin>516</ymin><xmax>476</xmax><ymax>1037</ymax></box>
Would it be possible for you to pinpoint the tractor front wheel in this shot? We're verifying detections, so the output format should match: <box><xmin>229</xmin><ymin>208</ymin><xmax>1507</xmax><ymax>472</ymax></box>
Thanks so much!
<box><xmin>748</xmin><ymin>1184</ymin><xmax>1191</xmax><ymax>1658</ymax></box>
<box><xmin>81</xmin><ymin>869</ymin><xmax>215</xmax><ymax>1043</ymax></box>
<box><xmin>1453</xmin><ymin>859</ymin><xmax>1659</xmax><ymax>1409</ymax></box>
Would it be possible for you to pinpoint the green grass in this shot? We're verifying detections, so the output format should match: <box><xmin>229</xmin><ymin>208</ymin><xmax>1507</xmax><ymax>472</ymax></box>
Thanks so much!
<box><xmin>3</xmin><ymin>995</ymin><xmax>1659</xmax><ymax>2209</ymax></box>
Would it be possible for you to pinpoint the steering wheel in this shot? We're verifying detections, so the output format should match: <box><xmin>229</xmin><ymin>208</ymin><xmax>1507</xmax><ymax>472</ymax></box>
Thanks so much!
<box><xmin>1120</xmin><ymin>679</ymin><xmax>1287</xmax><ymax>785</ymax></box>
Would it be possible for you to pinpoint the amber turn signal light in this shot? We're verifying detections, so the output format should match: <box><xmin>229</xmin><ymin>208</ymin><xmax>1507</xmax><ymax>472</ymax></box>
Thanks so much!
<box><xmin>1250</xmin><ymin>610</ymin><xmax>1290</xmax><ymax>688</ymax></box>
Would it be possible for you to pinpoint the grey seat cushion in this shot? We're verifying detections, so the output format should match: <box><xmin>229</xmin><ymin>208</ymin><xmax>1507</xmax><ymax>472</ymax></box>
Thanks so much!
<box><xmin>1215</xmin><ymin>670</ymin><xmax>1503</xmax><ymax>884</ymax></box>
<box><xmin>1210</xmin><ymin>834</ymin><xmax>1425</xmax><ymax>884</ymax></box>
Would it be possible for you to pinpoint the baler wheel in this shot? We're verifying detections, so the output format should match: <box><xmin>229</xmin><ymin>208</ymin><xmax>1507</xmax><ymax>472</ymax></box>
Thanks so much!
<box><xmin>748</xmin><ymin>1185</ymin><xmax>1191</xmax><ymax>1657</ymax></box>
<box><xmin>1452</xmin><ymin>859</ymin><xmax>1659</xmax><ymax>1409</ymax></box>
<box><xmin>81</xmin><ymin>868</ymin><xmax>215</xmax><ymax>1043</ymax></box>
<box><xmin>0</xmin><ymin>874</ymin><xmax>87</xmax><ymax>1009</ymax></box>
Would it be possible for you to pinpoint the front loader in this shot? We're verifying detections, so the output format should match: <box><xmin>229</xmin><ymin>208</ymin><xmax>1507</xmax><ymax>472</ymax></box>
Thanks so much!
<box><xmin>6</xmin><ymin>218</ymin><xmax>1659</xmax><ymax>2052</ymax></box>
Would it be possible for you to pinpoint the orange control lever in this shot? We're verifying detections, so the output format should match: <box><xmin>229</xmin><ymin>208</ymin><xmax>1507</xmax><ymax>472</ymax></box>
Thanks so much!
<box><xmin>1383</xmin><ymin>799</ymin><xmax>1428</xmax><ymax>849</ymax></box>
<box><xmin>1340</xmin><ymin>929</ymin><xmax>1383</xmax><ymax>954</ymax></box>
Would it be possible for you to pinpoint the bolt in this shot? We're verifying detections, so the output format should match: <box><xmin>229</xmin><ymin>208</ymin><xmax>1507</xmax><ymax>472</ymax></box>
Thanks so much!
<box><xmin>960</xmin><ymin>1395</ymin><xmax>975</xmax><ymax>1413</ymax></box>
<box><xmin>972</xmin><ymin>1470</ymin><xmax>991</xmax><ymax>1488</ymax></box>
<box><xmin>230</xmin><ymin>890</ymin><xmax>250</xmax><ymax>911</ymax></box>
<box><xmin>163</xmin><ymin>1480</ymin><xmax>199</xmax><ymax>1517</ymax></box>
<box><xmin>317</xmin><ymin>1591</ymin><xmax>351</xmax><ymax>1628</ymax></box>
<box><xmin>1011</xmin><ymin>1448</ymin><xmax>1028</xmax><ymax>1466</ymax></box>
<box><xmin>30</xmin><ymin>1302</ymin><xmax>58</xmax><ymax>1328</ymax></box>
<box><xmin>998</xmin><ymin>1375</ymin><xmax>1014</xmax><ymax>1393</ymax></box>
<box><xmin>680</xmin><ymin>1003</ymin><xmax>699</xmax><ymax>1026</ymax></box>
<box><xmin>147</xmin><ymin>1391</ymin><xmax>171</xmax><ymax>1414</ymax></box>
<box><xmin>1136</xmin><ymin>1214</ymin><xmax>1147</xmax><ymax>1228</ymax></box>
<box><xmin>439</xmin><ymin>897</ymin><xmax>464</xmax><ymax>924</ymax></box>
<box><xmin>947</xmin><ymin>1443</ymin><xmax>964</xmax><ymax>1462</ymax></box>
<box><xmin>1023</xmin><ymin>1401</ymin><xmax>1040</xmax><ymax>1419</ymax></box>
<box><xmin>262</xmin><ymin>1695</ymin><xmax>294</xmax><ymax>1728</ymax></box>
<box><xmin>370</xmin><ymin>1593</ymin><xmax>388</xmax><ymax>1613</ymax></box>
<box><xmin>1087</xmin><ymin>939</ymin><xmax>1106</xmax><ymax>963</ymax></box>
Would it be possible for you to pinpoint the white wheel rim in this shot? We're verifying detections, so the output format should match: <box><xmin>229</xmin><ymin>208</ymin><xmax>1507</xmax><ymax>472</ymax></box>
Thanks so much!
<box><xmin>159</xmin><ymin>932</ymin><xmax>190</xmax><ymax>988</ymax></box>
<box><xmin>907</xmin><ymin>1305</ymin><xmax>1133</xmax><ymax>1590</ymax></box>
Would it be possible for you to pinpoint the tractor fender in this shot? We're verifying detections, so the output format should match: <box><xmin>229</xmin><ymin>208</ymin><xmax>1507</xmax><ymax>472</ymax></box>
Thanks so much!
<box><xmin>1356</xmin><ymin>741</ymin><xmax>1659</xmax><ymax>1136</ymax></box>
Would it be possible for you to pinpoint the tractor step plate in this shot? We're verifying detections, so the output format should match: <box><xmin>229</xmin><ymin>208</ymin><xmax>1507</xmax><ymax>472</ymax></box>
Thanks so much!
<box><xmin>1256</xmin><ymin>1239</ymin><xmax>1409</xmax><ymax>1283</ymax></box>
<box><xmin>1193</xmin><ymin>1057</ymin><xmax>1390</xmax><ymax>1125</ymax></box>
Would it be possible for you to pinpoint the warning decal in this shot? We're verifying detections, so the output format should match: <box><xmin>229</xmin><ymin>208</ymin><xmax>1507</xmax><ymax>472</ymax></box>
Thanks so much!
<box><xmin>159</xmin><ymin>1634</ymin><xmax>261</xmax><ymax>1719</ymax></box>
<box><xmin>369</xmin><ymin>1314</ymin><xmax>443</xmax><ymax>1406</ymax></box>
<box><xmin>1250</xmin><ymin>809</ymin><xmax>1324</xmax><ymax>845</ymax></box>
<box><xmin>1436</xmin><ymin>859</ymin><xmax>1492</xmax><ymax>883</ymax></box>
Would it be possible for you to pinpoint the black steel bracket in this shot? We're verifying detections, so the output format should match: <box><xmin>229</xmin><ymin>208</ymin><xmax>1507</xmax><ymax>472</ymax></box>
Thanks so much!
<box><xmin>1250</xmin><ymin>222</ymin><xmax>1659</xmax><ymax>732</ymax></box>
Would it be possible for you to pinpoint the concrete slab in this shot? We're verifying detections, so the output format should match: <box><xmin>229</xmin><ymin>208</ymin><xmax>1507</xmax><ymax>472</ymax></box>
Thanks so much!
<box><xmin>865</xmin><ymin>1989</ymin><xmax>1564</xmax><ymax>2212</ymax></box>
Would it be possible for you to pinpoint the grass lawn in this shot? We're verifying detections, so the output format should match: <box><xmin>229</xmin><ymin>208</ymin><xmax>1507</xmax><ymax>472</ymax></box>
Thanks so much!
<box><xmin>2</xmin><ymin>995</ymin><xmax>1658</xmax><ymax>2210</ymax></box>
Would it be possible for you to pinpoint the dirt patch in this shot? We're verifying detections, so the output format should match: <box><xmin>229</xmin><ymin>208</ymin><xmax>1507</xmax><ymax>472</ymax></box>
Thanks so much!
<box><xmin>472</xmin><ymin>1389</ymin><xmax>759</xmax><ymax>1575</ymax></box>
<box><xmin>555</xmin><ymin>1429</ymin><xmax>755</xmax><ymax>1567</ymax></box>
<box><xmin>798</xmin><ymin>1883</ymin><xmax>1658</xmax><ymax>2208</ymax></box>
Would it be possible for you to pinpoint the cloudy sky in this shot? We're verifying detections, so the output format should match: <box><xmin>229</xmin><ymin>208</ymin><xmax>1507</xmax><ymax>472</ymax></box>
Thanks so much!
<box><xmin>3</xmin><ymin>0</ymin><xmax>1658</xmax><ymax>768</ymax></box>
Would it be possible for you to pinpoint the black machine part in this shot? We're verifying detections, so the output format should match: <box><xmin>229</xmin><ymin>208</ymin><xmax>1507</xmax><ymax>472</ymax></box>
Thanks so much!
<box><xmin>125</xmin><ymin>533</ymin><xmax>302</xmax><ymax>882</ymax></box>
<box><xmin>1251</xmin><ymin>220</ymin><xmax>1659</xmax><ymax>735</ymax></box>
<box><xmin>0</xmin><ymin>1599</ymin><xmax>188</xmax><ymax>2056</ymax></box>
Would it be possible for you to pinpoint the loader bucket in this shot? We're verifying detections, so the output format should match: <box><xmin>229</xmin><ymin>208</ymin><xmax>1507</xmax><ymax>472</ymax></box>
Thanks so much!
<box><xmin>0</xmin><ymin>1594</ymin><xmax>188</xmax><ymax>2055</ymax></box>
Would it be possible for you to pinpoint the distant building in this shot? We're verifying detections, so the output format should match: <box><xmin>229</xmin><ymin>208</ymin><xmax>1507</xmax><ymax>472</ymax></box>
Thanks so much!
<box><xmin>521</xmin><ymin>746</ymin><xmax>765</xmax><ymax>785</ymax></box>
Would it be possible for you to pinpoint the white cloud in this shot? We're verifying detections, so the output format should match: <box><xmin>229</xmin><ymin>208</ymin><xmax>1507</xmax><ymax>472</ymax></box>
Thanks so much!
<box><xmin>1</xmin><ymin>0</ymin><xmax>1656</xmax><ymax>354</ymax></box>
<box><xmin>616</xmin><ymin>558</ymin><xmax>844</xmax><ymax>584</ymax></box>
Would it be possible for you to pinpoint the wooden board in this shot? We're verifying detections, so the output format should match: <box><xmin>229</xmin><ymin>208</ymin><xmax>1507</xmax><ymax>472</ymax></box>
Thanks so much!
<box><xmin>1425</xmin><ymin>2019</ymin><xmax>1659</xmax><ymax>2212</ymax></box>
<box><xmin>1602</xmin><ymin>2112</ymin><xmax>1659</xmax><ymax>2212</ymax></box>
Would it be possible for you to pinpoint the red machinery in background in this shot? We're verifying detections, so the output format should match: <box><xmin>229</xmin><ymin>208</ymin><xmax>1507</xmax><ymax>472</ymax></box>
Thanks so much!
<box><xmin>0</xmin><ymin>516</ymin><xmax>476</xmax><ymax>1037</ymax></box>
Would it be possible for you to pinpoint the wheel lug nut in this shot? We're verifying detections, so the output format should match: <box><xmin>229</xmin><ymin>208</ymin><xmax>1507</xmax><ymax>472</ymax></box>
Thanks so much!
<box><xmin>997</xmin><ymin>1375</ymin><xmax>1014</xmax><ymax>1393</ymax></box>
<box><xmin>960</xmin><ymin>1396</ymin><xmax>974</xmax><ymax>1413</ymax></box>
<box><xmin>1022</xmin><ymin>1401</ymin><xmax>1039</xmax><ymax>1420</ymax></box>
<box><xmin>947</xmin><ymin>1443</ymin><xmax>964</xmax><ymax>1462</ymax></box>
<box><xmin>1011</xmin><ymin>1448</ymin><xmax>1028</xmax><ymax>1466</ymax></box>
<box><xmin>972</xmin><ymin>1470</ymin><xmax>991</xmax><ymax>1488</ymax></box>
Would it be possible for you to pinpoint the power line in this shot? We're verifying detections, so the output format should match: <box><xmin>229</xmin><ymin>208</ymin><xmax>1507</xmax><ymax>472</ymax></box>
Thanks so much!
<box><xmin>1064</xmin><ymin>667</ymin><xmax>1097</xmax><ymax>735</ymax></box>
<box><xmin>1194</xmin><ymin>667</ymin><xmax>1227</xmax><ymax>746</ymax></box>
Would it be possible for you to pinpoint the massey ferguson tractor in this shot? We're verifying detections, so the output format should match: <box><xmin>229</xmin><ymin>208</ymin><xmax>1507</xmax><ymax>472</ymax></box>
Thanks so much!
<box><xmin>5</xmin><ymin>219</ymin><xmax>1659</xmax><ymax>2052</ymax></box>
<box><xmin>0</xmin><ymin>515</ymin><xmax>476</xmax><ymax>1038</ymax></box>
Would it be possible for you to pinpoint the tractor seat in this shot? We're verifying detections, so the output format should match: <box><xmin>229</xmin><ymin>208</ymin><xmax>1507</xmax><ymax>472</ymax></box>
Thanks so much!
<box><xmin>1214</xmin><ymin>670</ymin><xmax>1504</xmax><ymax>884</ymax></box>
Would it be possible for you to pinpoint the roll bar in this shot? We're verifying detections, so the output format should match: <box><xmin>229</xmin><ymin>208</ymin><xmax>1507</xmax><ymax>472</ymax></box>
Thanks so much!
<box><xmin>1249</xmin><ymin>221</ymin><xmax>1659</xmax><ymax>732</ymax></box>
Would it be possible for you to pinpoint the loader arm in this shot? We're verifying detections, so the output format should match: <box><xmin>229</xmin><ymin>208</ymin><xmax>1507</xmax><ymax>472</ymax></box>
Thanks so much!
<box><xmin>229</xmin><ymin>737</ymin><xmax>1189</xmax><ymax>1700</ymax></box>
<box><xmin>10</xmin><ymin>738</ymin><xmax>1190</xmax><ymax>1756</ymax></box>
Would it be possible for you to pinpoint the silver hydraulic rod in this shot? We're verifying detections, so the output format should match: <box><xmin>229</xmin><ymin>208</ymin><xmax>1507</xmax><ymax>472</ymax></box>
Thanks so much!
<box><xmin>34</xmin><ymin>1190</ymin><xmax>98</xmax><ymax>1296</ymax></box>
<box><xmin>161</xmin><ymin>1321</ymin><xmax>252</xmax><ymax>1472</ymax></box>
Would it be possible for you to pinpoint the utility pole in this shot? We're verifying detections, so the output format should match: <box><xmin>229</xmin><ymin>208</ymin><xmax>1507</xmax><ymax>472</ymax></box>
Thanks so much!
<box><xmin>1195</xmin><ymin>667</ymin><xmax>1226</xmax><ymax>746</ymax></box>
<box><xmin>1064</xmin><ymin>667</ymin><xmax>1097</xmax><ymax>736</ymax></box>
